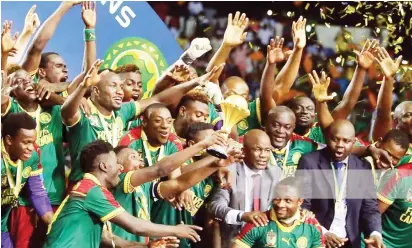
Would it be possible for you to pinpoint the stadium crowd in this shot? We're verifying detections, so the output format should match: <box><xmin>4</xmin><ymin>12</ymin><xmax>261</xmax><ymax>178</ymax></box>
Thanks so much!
<box><xmin>1</xmin><ymin>1</ymin><xmax>411</xmax><ymax>248</ymax></box>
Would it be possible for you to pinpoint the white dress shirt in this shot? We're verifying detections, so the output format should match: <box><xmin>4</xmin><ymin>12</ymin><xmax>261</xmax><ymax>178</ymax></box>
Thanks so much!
<box><xmin>225</xmin><ymin>163</ymin><xmax>263</xmax><ymax>225</ymax></box>
<box><xmin>322</xmin><ymin>157</ymin><xmax>382</xmax><ymax>239</ymax></box>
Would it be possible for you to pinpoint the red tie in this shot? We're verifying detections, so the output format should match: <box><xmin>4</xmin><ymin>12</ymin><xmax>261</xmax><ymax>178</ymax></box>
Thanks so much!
<box><xmin>252</xmin><ymin>174</ymin><xmax>261</xmax><ymax>211</ymax></box>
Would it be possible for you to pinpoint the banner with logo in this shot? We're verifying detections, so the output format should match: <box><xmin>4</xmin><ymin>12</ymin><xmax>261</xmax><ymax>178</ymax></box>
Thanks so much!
<box><xmin>1</xmin><ymin>1</ymin><xmax>183</xmax><ymax>95</ymax></box>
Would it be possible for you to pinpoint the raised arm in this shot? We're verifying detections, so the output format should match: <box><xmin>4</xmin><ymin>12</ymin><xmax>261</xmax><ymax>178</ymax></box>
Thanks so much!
<box><xmin>331</xmin><ymin>39</ymin><xmax>377</xmax><ymax>119</ymax></box>
<box><xmin>110</xmin><ymin>211</ymin><xmax>202</xmax><ymax>243</ymax></box>
<box><xmin>206</xmin><ymin>11</ymin><xmax>248</xmax><ymax>77</ymax></box>
<box><xmin>139</xmin><ymin>64</ymin><xmax>224</xmax><ymax>111</ymax></box>
<box><xmin>272</xmin><ymin>16</ymin><xmax>306</xmax><ymax>103</ymax></box>
<box><xmin>8</xmin><ymin>5</ymin><xmax>40</xmax><ymax>65</ymax></box>
<box><xmin>129</xmin><ymin>132</ymin><xmax>226</xmax><ymax>187</ymax></box>
<box><xmin>372</xmin><ymin>47</ymin><xmax>402</xmax><ymax>141</ymax></box>
<box><xmin>61</xmin><ymin>60</ymin><xmax>103</xmax><ymax>126</ymax></box>
<box><xmin>308</xmin><ymin>70</ymin><xmax>336</xmax><ymax>130</ymax></box>
<box><xmin>81</xmin><ymin>1</ymin><xmax>97</xmax><ymax>72</ymax></box>
<box><xmin>260</xmin><ymin>37</ymin><xmax>284</xmax><ymax>124</ymax></box>
<box><xmin>1</xmin><ymin>21</ymin><xmax>19</xmax><ymax>74</ymax></box>
<box><xmin>22</xmin><ymin>1</ymin><xmax>80</xmax><ymax>73</ymax></box>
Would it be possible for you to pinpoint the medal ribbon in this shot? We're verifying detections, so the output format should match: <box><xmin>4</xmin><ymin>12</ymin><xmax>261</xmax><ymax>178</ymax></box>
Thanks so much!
<box><xmin>135</xmin><ymin>186</ymin><xmax>150</xmax><ymax>220</ymax></box>
<box><xmin>93</xmin><ymin>103</ymin><xmax>118</xmax><ymax>147</ymax></box>
<box><xmin>270</xmin><ymin>141</ymin><xmax>290</xmax><ymax>178</ymax></box>
<box><xmin>1</xmin><ymin>142</ymin><xmax>23</xmax><ymax>198</ymax></box>
<box><xmin>330</xmin><ymin>164</ymin><xmax>348</xmax><ymax>207</ymax></box>
<box><xmin>141</xmin><ymin>131</ymin><xmax>164</xmax><ymax>167</ymax></box>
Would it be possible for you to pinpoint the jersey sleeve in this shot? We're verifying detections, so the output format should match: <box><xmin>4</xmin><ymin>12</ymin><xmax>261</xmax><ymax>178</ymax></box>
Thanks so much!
<box><xmin>307</xmin><ymin>218</ymin><xmax>325</xmax><ymax>248</ymax></box>
<box><xmin>234</xmin><ymin>223</ymin><xmax>261</xmax><ymax>248</ymax></box>
<box><xmin>1</xmin><ymin>98</ymin><xmax>19</xmax><ymax>117</ymax></box>
<box><xmin>119</xmin><ymin>101</ymin><xmax>142</xmax><ymax>124</ymax></box>
<box><xmin>123</xmin><ymin>171</ymin><xmax>135</xmax><ymax>194</ymax></box>
<box><xmin>85</xmin><ymin>186</ymin><xmax>125</xmax><ymax>222</ymax></box>
<box><xmin>377</xmin><ymin>169</ymin><xmax>399</xmax><ymax>205</ymax></box>
<box><xmin>28</xmin><ymin>146</ymin><xmax>43</xmax><ymax>177</ymax></box>
<box><xmin>236</xmin><ymin>99</ymin><xmax>262</xmax><ymax>136</ymax></box>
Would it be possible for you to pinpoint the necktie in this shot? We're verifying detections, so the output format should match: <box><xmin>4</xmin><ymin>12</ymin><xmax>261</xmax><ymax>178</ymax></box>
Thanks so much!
<box><xmin>333</xmin><ymin>162</ymin><xmax>346</xmax><ymax>204</ymax></box>
<box><xmin>252</xmin><ymin>174</ymin><xmax>261</xmax><ymax>211</ymax></box>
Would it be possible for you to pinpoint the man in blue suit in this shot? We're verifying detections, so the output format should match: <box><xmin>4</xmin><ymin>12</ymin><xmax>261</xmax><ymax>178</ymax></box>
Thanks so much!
<box><xmin>297</xmin><ymin>120</ymin><xmax>384</xmax><ymax>248</ymax></box>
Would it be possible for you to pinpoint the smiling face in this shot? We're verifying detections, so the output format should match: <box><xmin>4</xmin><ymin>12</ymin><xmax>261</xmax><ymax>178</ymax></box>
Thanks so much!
<box><xmin>94</xmin><ymin>72</ymin><xmax>124</xmax><ymax>111</ymax></box>
<box><xmin>289</xmin><ymin>97</ymin><xmax>316</xmax><ymax>130</ymax></box>
<box><xmin>10</xmin><ymin>69</ymin><xmax>37</xmax><ymax>102</ymax></box>
<box><xmin>265</xmin><ymin>110</ymin><xmax>296</xmax><ymax>149</ymax></box>
<box><xmin>117</xmin><ymin>148</ymin><xmax>144</xmax><ymax>172</ymax></box>
<box><xmin>272</xmin><ymin>184</ymin><xmax>303</xmax><ymax>220</ymax></box>
<box><xmin>143</xmin><ymin>107</ymin><xmax>173</xmax><ymax>146</ymax></box>
<box><xmin>5</xmin><ymin>128</ymin><xmax>37</xmax><ymax>161</ymax></box>
<box><xmin>326</xmin><ymin>120</ymin><xmax>356</xmax><ymax>162</ymax></box>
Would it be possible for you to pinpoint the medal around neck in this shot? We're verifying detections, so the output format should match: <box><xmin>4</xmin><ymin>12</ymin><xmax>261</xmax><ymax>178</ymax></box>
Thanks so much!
<box><xmin>207</xmin><ymin>95</ymin><xmax>250</xmax><ymax>159</ymax></box>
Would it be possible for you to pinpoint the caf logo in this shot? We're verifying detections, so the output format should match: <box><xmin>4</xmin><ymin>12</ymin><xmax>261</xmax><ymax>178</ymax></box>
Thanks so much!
<box><xmin>39</xmin><ymin>112</ymin><xmax>52</xmax><ymax>124</ymax></box>
<box><xmin>296</xmin><ymin>237</ymin><xmax>308</xmax><ymax>248</ymax></box>
<box><xmin>102</xmin><ymin>37</ymin><xmax>168</xmax><ymax>99</ymax></box>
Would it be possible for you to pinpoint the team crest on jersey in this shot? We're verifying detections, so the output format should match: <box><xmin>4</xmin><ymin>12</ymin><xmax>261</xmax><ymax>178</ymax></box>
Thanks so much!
<box><xmin>22</xmin><ymin>167</ymin><xmax>32</xmax><ymax>178</ymax></box>
<box><xmin>88</xmin><ymin>116</ymin><xmax>100</xmax><ymax>128</ymax></box>
<box><xmin>407</xmin><ymin>189</ymin><xmax>412</xmax><ymax>202</ymax></box>
<box><xmin>204</xmin><ymin>185</ymin><xmax>212</xmax><ymax>197</ymax></box>
<box><xmin>266</xmin><ymin>230</ymin><xmax>276</xmax><ymax>247</ymax></box>
<box><xmin>237</xmin><ymin>120</ymin><xmax>249</xmax><ymax>131</ymax></box>
<box><xmin>296</xmin><ymin>237</ymin><xmax>308</xmax><ymax>248</ymax></box>
<box><xmin>39</xmin><ymin>112</ymin><xmax>52</xmax><ymax>124</ymax></box>
<box><xmin>292</xmin><ymin>152</ymin><xmax>302</xmax><ymax>164</ymax></box>
<box><xmin>102</xmin><ymin>37</ymin><xmax>168</xmax><ymax>98</ymax></box>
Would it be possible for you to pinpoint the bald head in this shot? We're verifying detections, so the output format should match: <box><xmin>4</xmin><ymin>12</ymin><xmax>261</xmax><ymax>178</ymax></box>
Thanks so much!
<box><xmin>266</xmin><ymin>106</ymin><xmax>296</xmax><ymax>149</ymax></box>
<box><xmin>243</xmin><ymin>129</ymin><xmax>272</xmax><ymax>170</ymax></box>
<box><xmin>327</xmin><ymin>120</ymin><xmax>356</xmax><ymax>161</ymax></box>
<box><xmin>221</xmin><ymin>76</ymin><xmax>249</xmax><ymax>100</ymax></box>
<box><xmin>393</xmin><ymin>101</ymin><xmax>412</xmax><ymax>140</ymax></box>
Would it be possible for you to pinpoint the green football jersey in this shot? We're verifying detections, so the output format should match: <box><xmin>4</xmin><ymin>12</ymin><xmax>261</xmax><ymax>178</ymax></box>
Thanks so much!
<box><xmin>45</xmin><ymin>173</ymin><xmax>125</xmax><ymax>248</ymax></box>
<box><xmin>270</xmin><ymin>133</ymin><xmax>319</xmax><ymax>177</ymax></box>
<box><xmin>2</xmin><ymin>98</ymin><xmax>66</xmax><ymax>205</ymax></box>
<box><xmin>66</xmin><ymin>99</ymin><xmax>141</xmax><ymax>182</ymax></box>
<box><xmin>127</xmin><ymin>117</ymin><xmax>143</xmax><ymax>130</ymax></box>
<box><xmin>235</xmin><ymin>209</ymin><xmax>324</xmax><ymax>248</ymax></box>
<box><xmin>377</xmin><ymin>163</ymin><xmax>412</xmax><ymax>248</ymax></box>
<box><xmin>208</xmin><ymin>102</ymin><xmax>221</xmax><ymax>126</ymax></box>
<box><xmin>236</xmin><ymin>98</ymin><xmax>262</xmax><ymax>137</ymax></box>
<box><xmin>119</xmin><ymin>127</ymin><xmax>183</xmax><ymax>168</ymax></box>
<box><xmin>151</xmin><ymin>159</ymin><xmax>215</xmax><ymax>248</ymax></box>
<box><xmin>111</xmin><ymin>172</ymin><xmax>155</xmax><ymax>243</ymax></box>
<box><xmin>1</xmin><ymin>146</ymin><xmax>42</xmax><ymax>232</ymax></box>
<box><xmin>398</xmin><ymin>144</ymin><xmax>412</xmax><ymax>166</ymax></box>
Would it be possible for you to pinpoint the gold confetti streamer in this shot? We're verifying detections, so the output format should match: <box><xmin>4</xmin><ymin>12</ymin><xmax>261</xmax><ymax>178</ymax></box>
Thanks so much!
<box><xmin>305</xmin><ymin>3</ymin><xmax>310</xmax><ymax>10</ymax></box>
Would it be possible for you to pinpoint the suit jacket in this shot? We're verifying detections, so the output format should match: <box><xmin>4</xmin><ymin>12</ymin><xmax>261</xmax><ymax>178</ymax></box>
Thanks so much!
<box><xmin>208</xmin><ymin>162</ymin><xmax>282</xmax><ymax>248</ymax></box>
<box><xmin>297</xmin><ymin>148</ymin><xmax>382</xmax><ymax>248</ymax></box>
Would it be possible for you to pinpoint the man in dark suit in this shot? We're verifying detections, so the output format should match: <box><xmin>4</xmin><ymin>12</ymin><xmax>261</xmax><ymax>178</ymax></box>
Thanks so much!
<box><xmin>297</xmin><ymin>120</ymin><xmax>384</xmax><ymax>248</ymax></box>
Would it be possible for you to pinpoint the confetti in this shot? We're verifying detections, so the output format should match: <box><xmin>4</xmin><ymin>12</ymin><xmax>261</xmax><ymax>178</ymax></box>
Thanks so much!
<box><xmin>345</xmin><ymin>5</ymin><xmax>356</xmax><ymax>14</ymax></box>
<box><xmin>305</xmin><ymin>3</ymin><xmax>310</xmax><ymax>10</ymax></box>
<box><xmin>341</xmin><ymin>57</ymin><xmax>345</xmax><ymax>67</ymax></box>
<box><xmin>325</xmin><ymin>23</ymin><xmax>331</xmax><ymax>28</ymax></box>
<box><xmin>248</xmin><ymin>42</ymin><xmax>253</xmax><ymax>49</ymax></box>
<box><xmin>203</xmin><ymin>26</ymin><xmax>211</xmax><ymax>32</ymax></box>
<box><xmin>355</xmin><ymin>23</ymin><xmax>362</xmax><ymax>27</ymax></box>
<box><xmin>388</xmin><ymin>15</ymin><xmax>393</xmax><ymax>23</ymax></box>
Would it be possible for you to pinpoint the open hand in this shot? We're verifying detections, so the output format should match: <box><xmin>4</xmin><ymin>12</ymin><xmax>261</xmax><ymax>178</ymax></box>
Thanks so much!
<box><xmin>1</xmin><ymin>21</ymin><xmax>19</xmax><ymax>54</ymax></box>
<box><xmin>175</xmin><ymin>222</ymin><xmax>202</xmax><ymax>243</ymax></box>
<box><xmin>355</xmin><ymin>39</ymin><xmax>378</xmax><ymax>70</ymax></box>
<box><xmin>374</xmin><ymin>46</ymin><xmax>402</xmax><ymax>78</ymax></box>
<box><xmin>215</xmin><ymin>167</ymin><xmax>232</xmax><ymax>189</ymax></box>
<box><xmin>197</xmin><ymin>63</ymin><xmax>225</xmax><ymax>86</ymax></box>
<box><xmin>241</xmin><ymin>211</ymin><xmax>269</xmax><ymax>227</ymax></box>
<box><xmin>292</xmin><ymin>16</ymin><xmax>307</xmax><ymax>49</ymax></box>
<box><xmin>364</xmin><ymin>235</ymin><xmax>385</xmax><ymax>248</ymax></box>
<box><xmin>24</xmin><ymin>5</ymin><xmax>41</xmax><ymax>35</ymax></box>
<box><xmin>267</xmin><ymin>36</ymin><xmax>285</xmax><ymax>64</ymax></box>
<box><xmin>177</xmin><ymin>190</ymin><xmax>195</xmax><ymax>211</ymax></box>
<box><xmin>82</xmin><ymin>59</ymin><xmax>106</xmax><ymax>88</ymax></box>
<box><xmin>186</xmin><ymin>37</ymin><xmax>212</xmax><ymax>60</ymax></box>
<box><xmin>223</xmin><ymin>12</ymin><xmax>249</xmax><ymax>48</ymax></box>
<box><xmin>167</xmin><ymin>64</ymin><xmax>192</xmax><ymax>84</ymax></box>
<box><xmin>308</xmin><ymin>70</ymin><xmax>337</xmax><ymax>103</ymax></box>
<box><xmin>35</xmin><ymin>83</ymin><xmax>53</xmax><ymax>101</ymax></box>
<box><xmin>82</xmin><ymin>1</ymin><xmax>97</xmax><ymax>29</ymax></box>
<box><xmin>200</xmin><ymin>131</ymin><xmax>228</xmax><ymax>149</ymax></box>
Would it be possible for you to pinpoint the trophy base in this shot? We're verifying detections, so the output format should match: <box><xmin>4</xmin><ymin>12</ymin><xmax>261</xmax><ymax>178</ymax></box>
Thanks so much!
<box><xmin>207</xmin><ymin>146</ymin><xmax>228</xmax><ymax>159</ymax></box>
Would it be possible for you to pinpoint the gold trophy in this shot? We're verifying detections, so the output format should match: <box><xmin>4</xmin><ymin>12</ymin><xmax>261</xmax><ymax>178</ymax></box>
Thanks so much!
<box><xmin>207</xmin><ymin>95</ymin><xmax>250</xmax><ymax>159</ymax></box>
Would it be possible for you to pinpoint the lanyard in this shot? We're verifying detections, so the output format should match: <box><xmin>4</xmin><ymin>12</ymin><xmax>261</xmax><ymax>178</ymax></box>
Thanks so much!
<box><xmin>17</xmin><ymin>103</ymin><xmax>41</xmax><ymax>144</ymax></box>
<box><xmin>135</xmin><ymin>186</ymin><xmax>150</xmax><ymax>220</ymax></box>
<box><xmin>1</xmin><ymin>143</ymin><xmax>23</xmax><ymax>198</ymax></box>
<box><xmin>330</xmin><ymin>164</ymin><xmax>348</xmax><ymax>205</ymax></box>
<box><xmin>270</xmin><ymin>141</ymin><xmax>290</xmax><ymax>178</ymax></box>
<box><xmin>96</xmin><ymin>109</ymin><xmax>118</xmax><ymax>147</ymax></box>
<box><xmin>141</xmin><ymin>131</ymin><xmax>164</xmax><ymax>167</ymax></box>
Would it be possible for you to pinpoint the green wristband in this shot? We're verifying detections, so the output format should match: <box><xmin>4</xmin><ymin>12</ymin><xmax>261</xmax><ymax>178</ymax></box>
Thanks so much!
<box><xmin>84</xmin><ymin>29</ymin><xmax>96</xmax><ymax>42</ymax></box>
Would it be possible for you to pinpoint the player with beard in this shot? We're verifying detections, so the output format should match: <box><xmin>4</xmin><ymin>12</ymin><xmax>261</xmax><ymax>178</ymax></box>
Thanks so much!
<box><xmin>1</xmin><ymin>113</ymin><xmax>54</xmax><ymax>248</ymax></box>
<box><xmin>61</xmin><ymin>60</ymin><xmax>221</xmax><ymax>186</ymax></box>
<box><xmin>111</xmin><ymin>128</ymin><xmax>229</xmax><ymax>244</ymax></box>
<box><xmin>233</xmin><ymin>177</ymin><xmax>324</xmax><ymax>248</ymax></box>
<box><xmin>115</xmin><ymin>64</ymin><xmax>143</xmax><ymax>102</ymax></box>
<box><xmin>264</xmin><ymin>106</ymin><xmax>318</xmax><ymax>178</ymax></box>
<box><xmin>44</xmin><ymin>140</ymin><xmax>204</xmax><ymax>247</ymax></box>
